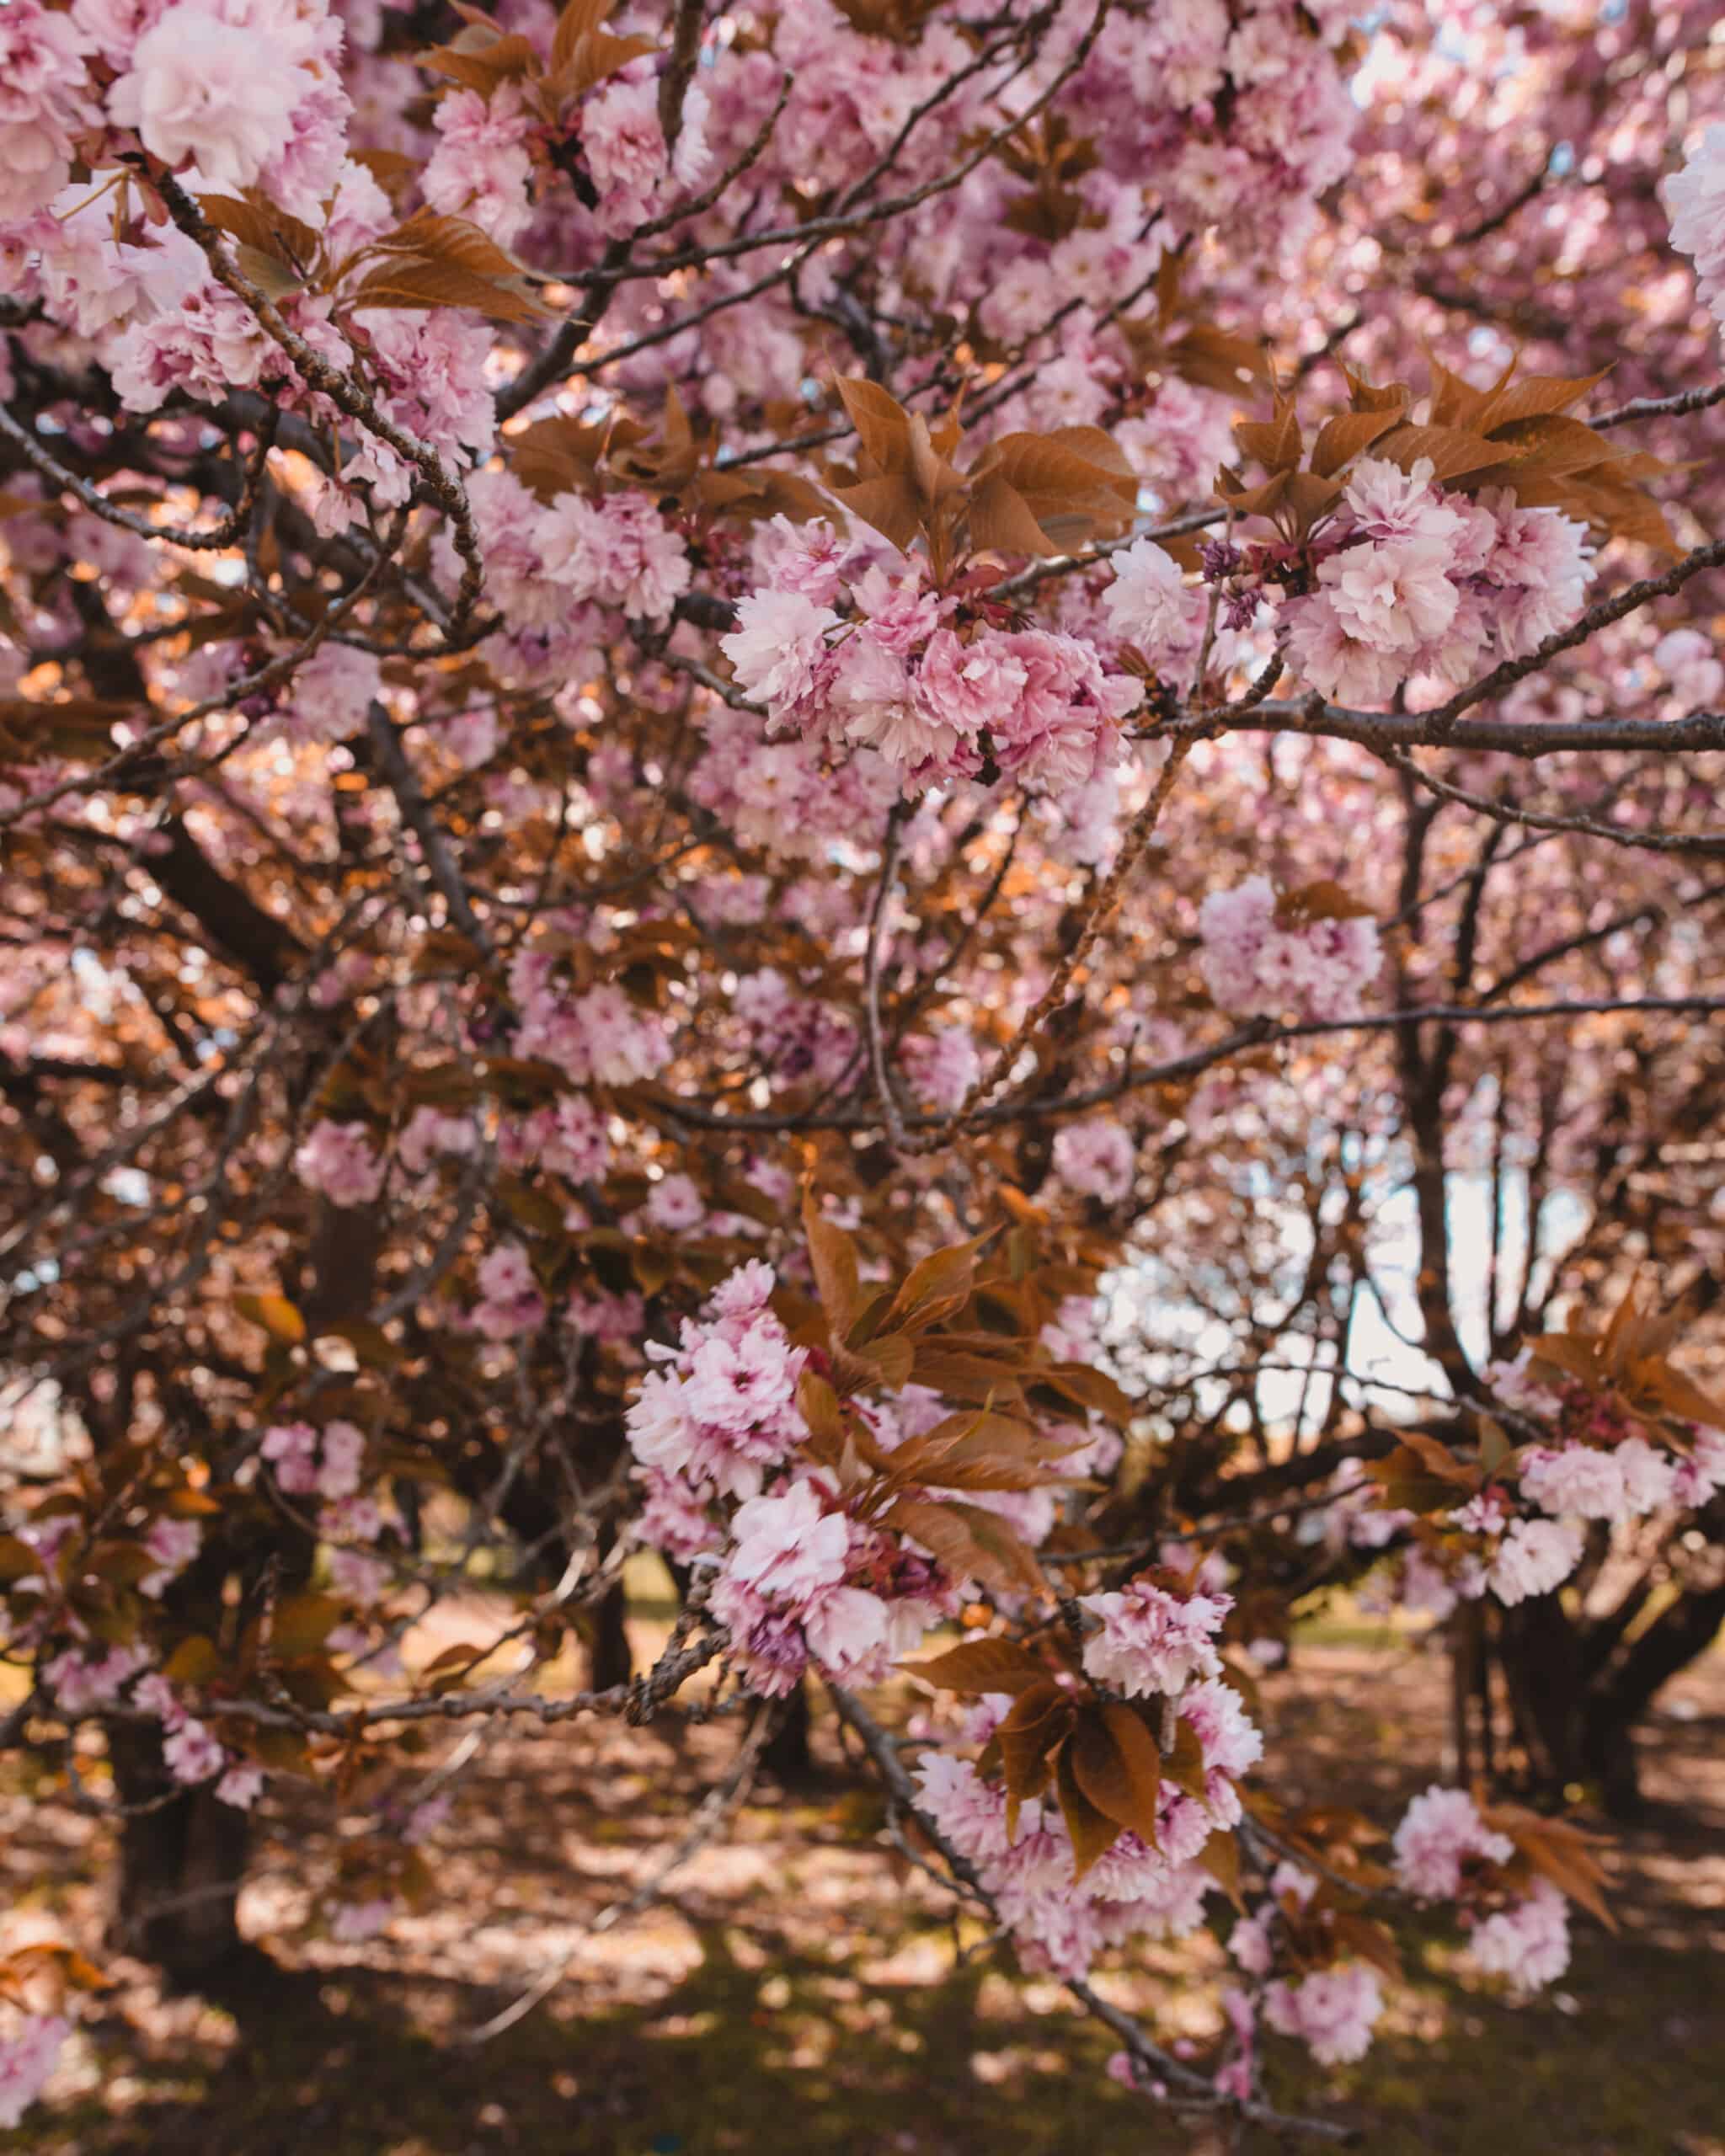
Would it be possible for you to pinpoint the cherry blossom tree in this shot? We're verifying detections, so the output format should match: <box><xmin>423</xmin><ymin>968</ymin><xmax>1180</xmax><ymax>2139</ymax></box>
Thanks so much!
<box><xmin>3</xmin><ymin>0</ymin><xmax>1724</xmax><ymax>2136</ymax></box>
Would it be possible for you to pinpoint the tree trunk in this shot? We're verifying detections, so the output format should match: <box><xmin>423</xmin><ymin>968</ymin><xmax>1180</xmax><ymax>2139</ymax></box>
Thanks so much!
<box><xmin>759</xmin><ymin>1680</ymin><xmax>814</xmax><ymax>1783</ymax></box>
<box><xmin>589</xmin><ymin>1576</ymin><xmax>633</xmax><ymax>1689</ymax></box>
<box><xmin>1490</xmin><ymin>1575</ymin><xmax>1725</xmax><ymax>1819</ymax></box>
<box><xmin>107</xmin><ymin>1720</ymin><xmax>254</xmax><ymax>1988</ymax></box>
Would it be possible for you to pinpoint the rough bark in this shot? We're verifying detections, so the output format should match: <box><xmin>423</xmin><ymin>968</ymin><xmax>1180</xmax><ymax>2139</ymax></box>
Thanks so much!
<box><xmin>106</xmin><ymin>1720</ymin><xmax>253</xmax><ymax>1987</ymax></box>
<box><xmin>1495</xmin><ymin>1577</ymin><xmax>1725</xmax><ymax>1818</ymax></box>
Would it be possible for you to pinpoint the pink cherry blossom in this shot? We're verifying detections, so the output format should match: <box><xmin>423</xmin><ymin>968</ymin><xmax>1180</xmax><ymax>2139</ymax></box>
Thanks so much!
<box><xmin>1079</xmin><ymin>1577</ymin><xmax>1232</xmax><ymax>1698</ymax></box>
<box><xmin>294</xmin><ymin>1120</ymin><xmax>386</xmax><ymax>1208</ymax></box>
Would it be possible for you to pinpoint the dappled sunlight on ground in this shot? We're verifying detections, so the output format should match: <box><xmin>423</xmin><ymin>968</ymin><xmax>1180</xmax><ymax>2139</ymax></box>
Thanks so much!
<box><xmin>3</xmin><ymin>1630</ymin><xmax>1720</xmax><ymax>2155</ymax></box>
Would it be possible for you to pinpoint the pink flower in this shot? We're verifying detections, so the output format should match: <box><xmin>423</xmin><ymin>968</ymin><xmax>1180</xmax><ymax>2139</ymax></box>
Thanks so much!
<box><xmin>705</xmin><ymin>1579</ymin><xmax>811</xmax><ymax>1697</ymax></box>
<box><xmin>1667</xmin><ymin>122</ymin><xmax>1725</xmax><ymax>323</ymax></box>
<box><xmin>830</xmin><ymin>629</ymin><xmax>957</xmax><ymax>777</ymax></box>
<box><xmin>913</xmin><ymin>627</ymin><xmax>1027</xmax><ymax>746</ymax></box>
<box><xmin>1488</xmin><ymin>1517</ymin><xmax>1583</xmax><ymax>1605</ymax></box>
<box><xmin>581</xmin><ymin>74</ymin><xmax>673</xmax><ymax>236</ymax></box>
<box><xmin>328</xmin><ymin>1546</ymin><xmax>390</xmax><ymax>1607</ymax></box>
<box><xmin>471</xmin><ymin>1242</ymin><xmax>547</xmax><ymax>1340</ymax></box>
<box><xmin>280</xmin><ymin>642</ymin><xmax>381</xmax><ymax>744</ymax></box>
<box><xmin>1469</xmin><ymin>1878</ymin><xmax>1570</xmax><ymax>1991</ymax></box>
<box><xmin>537</xmin><ymin>491</ymin><xmax>691</xmax><ymax>623</ymax></box>
<box><xmin>899</xmin><ymin>1027</ymin><xmax>980</xmax><ymax>1113</ymax></box>
<box><xmin>43</xmin><ymin>1643</ymin><xmax>149</xmax><ymax>1715</ymax></box>
<box><xmin>295</xmin><ymin>1120</ymin><xmax>385</xmax><ymax>1208</ymax></box>
<box><xmin>0</xmin><ymin>3</ymin><xmax>95</xmax><ymax>221</ymax></box>
<box><xmin>0</xmin><ymin>2015</ymin><xmax>68</xmax><ymax>2129</ymax></box>
<box><xmin>132</xmin><ymin>1672</ymin><xmax>181</xmax><ymax>1722</ymax></box>
<box><xmin>1180</xmin><ymin>1676</ymin><xmax>1263</xmax><ymax>1786</ymax></box>
<box><xmin>1263</xmin><ymin>1964</ymin><xmax>1383</xmax><ymax>2065</ymax></box>
<box><xmin>1392</xmin><ymin>1785</ymin><xmax>1513</xmax><ymax>1899</ymax></box>
<box><xmin>360</xmin><ymin>308</ymin><xmax>496</xmax><ymax>467</ymax></box>
<box><xmin>1280</xmin><ymin>590</ymin><xmax>1405</xmax><ymax>707</ymax></box>
<box><xmin>721</xmin><ymin>587</ymin><xmax>841</xmax><ymax>712</ymax></box>
<box><xmin>1079</xmin><ymin>1577</ymin><xmax>1231</xmax><ymax>1698</ymax></box>
<box><xmin>1673</xmin><ymin>1428</ymin><xmax>1725</xmax><ymax>1508</ymax></box>
<box><xmin>625</xmin><ymin>1270</ymin><xmax>807</xmax><ymax>1500</ymax></box>
<box><xmin>109</xmin><ymin>0</ymin><xmax>306</xmax><ymax>193</ymax></box>
<box><xmin>646</xmin><ymin>1172</ymin><xmax>705</xmax><ymax>1233</ymax></box>
<box><xmin>1229</xmin><ymin>1913</ymin><xmax>1274</xmax><ymax>1975</ymax></box>
<box><xmin>1051</xmin><ymin>1119</ymin><xmax>1135</xmax><ymax>1204</ymax></box>
<box><xmin>533</xmin><ymin>1096</ymin><xmax>611</xmax><ymax>1182</ymax></box>
<box><xmin>316</xmin><ymin>1419</ymin><xmax>366</xmax><ymax>1499</ymax></box>
<box><xmin>1615</xmin><ymin>1437</ymin><xmax>1678</xmax><ymax>1514</ymax></box>
<box><xmin>1481</xmin><ymin>497</ymin><xmax>1590</xmax><ymax>658</ymax></box>
<box><xmin>1654</xmin><ymin>627</ymin><xmax>1725</xmax><ymax>707</ymax></box>
<box><xmin>397</xmin><ymin>1107</ymin><xmax>478</xmax><ymax>1178</ymax></box>
<box><xmin>163</xmin><ymin>1713</ymin><xmax>226</xmax><ymax>1784</ymax></box>
<box><xmin>140</xmin><ymin>1516</ymin><xmax>202</xmax><ymax>1596</ymax></box>
<box><xmin>1198</xmin><ymin>876</ymin><xmax>1381</xmax><ymax>1022</ymax></box>
<box><xmin>802</xmin><ymin>1582</ymin><xmax>898</xmax><ymax>1682</ymax></box>
<box><xmin>261</xmin><ymin>1420</ymin><xmax>319</xmax><ymax>1494</ymax></box>
<box><xmin>216</xmin><ymin>1763</ymin><xmax>265</xmax><ymax>1808</ymax></box>
<box><xmin>723</xmin><ymin>1479</ymin><xmax>849</xmax><ymax>1606</ymax></box>
<box><xmin>1103</xmin><ymin>538</ymin><xmax>1205</xmax><ymax>665</ymax></box>
<box><xmin>424</xmin><ymin>83</ymin><xmax>534</xmax><ymax>243</ymax></box>
<box><xmin>575</xmin><ymin>983</ymin><xmax>672</xmax><ymax>1085</ymax></box>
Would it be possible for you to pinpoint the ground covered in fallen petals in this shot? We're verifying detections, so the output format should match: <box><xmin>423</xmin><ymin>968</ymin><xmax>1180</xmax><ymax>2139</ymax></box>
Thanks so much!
<box><xmin>4</xmin><ymin>1612</ymin><xmax>1721</xmax><ymax>2156</ymax></box>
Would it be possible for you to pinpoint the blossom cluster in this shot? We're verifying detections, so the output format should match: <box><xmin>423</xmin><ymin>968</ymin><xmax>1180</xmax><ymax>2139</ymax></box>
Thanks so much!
<box><xmin>128</xmin><ymin>1673</ymin><xmax>262</xmax><ymax>1809</ymax></box>
<box><xmin>1668</xmin><ymin>124</ymin><xmax>1725</xmax><ymax>329</ymax></box>
<box><xmin>624</xmin><ymin>1266</ymin><xmax>967</xmax><ymax>1694</ymax></box>
<box><xmin>721</xmin><ymin>531</ymin><xmax>1143</xmax><ymax>796</ymax></box>
<box><xmin>1198</xmin><ymin>876</ymin><xmax>1383</xmax><ymax>1022</ymax></box>
<box><xmin>1263</xmin><ymin>1959</ymin><xmax>1385</xmax><ymax>2066</ymax></box>
<box><xmin>1392</xmin><ymin>1786</ymin><xmax>1571</xmax><ymax>1991</ymax></box>
<box><xmin>1078</xmin><ymin>1574</ymin><xmax>1232</xmax><ymax>1697</ymax></box>
<box><xmin>1279</xmin><ymin>458</ymin><xmax>1592</xmax><ymax>707</ymax></box>
<box><xmin>451</xmin><ymin>474</ymin><xmax>691</xmax><ymax>691</ymax></box>
<box><xmin>508</xmin><ymin>953</ymin><xmax>675</xmax><ymax>1088</ymax></box>
<box><xmin>913</xmin><ymin>1676</ymin><xmax>1263</xmax><ymax>1983</ymax></box>
<box><xmin>0</xmin><ymin>2015</ymin><xmax>68</xmax><ymax>2132</ymax></box>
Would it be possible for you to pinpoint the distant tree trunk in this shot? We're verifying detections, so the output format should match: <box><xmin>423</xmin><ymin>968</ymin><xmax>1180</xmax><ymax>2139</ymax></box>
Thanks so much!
<box><xmin>760</xmin><ymin>1680</ymin><xmax>814</xmax><ymax>1782</ymax></box>
<box><xmin>1493</xmin><ymin>1574</ymin><xmax>1725</xmax><ymax>1819</ymax></box>
<box><xmin>589</xmin><ymin>1573</ymin><xmax>633</xmax><ymax>1689</ymax></box>
<box><xmin>106</xmin><ymin>1720</ymin><xmax>252</xmax><ymax>1987</ymax></box>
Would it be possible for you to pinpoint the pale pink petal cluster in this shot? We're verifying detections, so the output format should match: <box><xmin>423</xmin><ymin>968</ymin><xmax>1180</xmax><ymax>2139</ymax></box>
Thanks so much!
<box><xmin>1667</xmin><ymin>122</ymin><xmax>1725</xmax><ymax>323</ymax></box>
<box><xmin>0</xmin><ymin>2015</ymin><xmax>68</xmax><ymax>2130</ymax></box>
<box><xmin>1391</xmin><ymin>1785</ymin><xmax>1514</xmax><ymax>1899</ymax></box>
<box><xmin>1103</xmin><ymin>537</ymin><xmax>1210</xmax><ymax>675</ymax></box>
<box><xmin>471</xmin><ymin>1241</ymin><xmax>547</xmax><ymax>1340</ymax></box>
<box><xmin>909</xmin><ymin>1673</ymin><xmax>1259</xmax><ymax>1982</ymax></box>
<box><xmin>1487</xmin><ymin>1516</ymin><xmax>1584</xmax><ymax>1605</ymax></box>
<box><xmin>1263</xmin><ymin>1963</ymin><xmax>1384</xmax><ymax>2065</ymax></box>
<box><xmin>538</xmin><ymin>490</ymin><xmax>692</xmax><ymax>624</ymax></box>
<box><xmin>1468</xmin><ymin>1877</ymin><xmax>1571</xmax><ymax>1991</ymax></box>
<box><xmin>43</xmin><ymin>1642</ymin><xmax>150</xmax><ymax>1715</ymax></box>
<box><xmin>1519</xmin><ymin>1440</ymin><xmax>1677</xmax><ymax>1524</ymax></box>
<box><xmin>721</xmin><ymin>558</ymin><xmax>1138</xmax><ymax>796</ymax></box>
<box><xmin>1198</xmin><ymin>875</ymin><xmax>1381</xmax><ymax>1022</ymax></box>
<box><xmin>1078</xmin><ymin>1576</ymin><xmax>1232</xmax><ymax>1698</ymax></box>
<box><xmin>1051</xmin><ymin>1119</ymin><xmax>1136</xmax><ymax>1204</ymax></box>
<box><xmin>513</xmin><ymin>976</ymin><xmax>672</xmax><ymax>1088</ymax></box>
<box><xmin>1280</xmin><ymin>458</ymin><xmax>1590</xmax><ymax>707</ymax></box>
<box><xmin>0</xmin><ymin>3</ymin><xmax>95</xmax><ymax>221</ymax></box>
<box><xmin>624</xmin><ymin>1262</ymin><xmax>807</xmax><ymax>1503</ymax></box>
<box><xmin>294</xmin><ymin>1118</ymin><xmax>386</xmax><ymax>1207</ymax></box>
<box><xmin>261</xmin><ymin>1417</ymin><xmax>366</xmax><ymax>1500</ymax></box>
